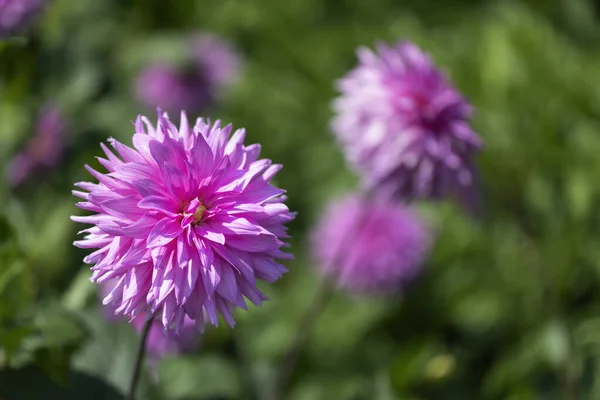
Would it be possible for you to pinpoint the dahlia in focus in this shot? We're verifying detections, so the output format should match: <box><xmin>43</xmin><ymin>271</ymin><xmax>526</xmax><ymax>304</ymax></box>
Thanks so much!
<box><xmin>311</xmin><ymin>194</ymin><xmax>430</xmax><ymax>294</ymax></box>
<box><xmin>6</xmin><ymin>105</ymin><xmax>66</xmax><ymax>186</ymax></box>
<box><xmin>73</xmin><ymin>110</ymin><xmax>294</xmax><ymax>331</ymax></box>
<box><xmin>0</xmin><ymin>0</ymin><xmax>45</xmax><ymax>37</ymax></box>
<box><xmin>331</xmin><ymin>41</ymin><xmax>482</xmax><ymax>202</ymax></box>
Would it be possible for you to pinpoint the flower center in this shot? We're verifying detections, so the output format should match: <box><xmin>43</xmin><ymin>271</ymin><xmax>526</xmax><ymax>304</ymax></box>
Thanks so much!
<box><xmin>193</xmin><ymin>202</ymin><xmax>207</xmax><ymax>223</ymax></box>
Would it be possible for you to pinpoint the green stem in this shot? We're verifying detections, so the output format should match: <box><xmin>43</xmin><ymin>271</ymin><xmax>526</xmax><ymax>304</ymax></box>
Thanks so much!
<box><xmin>272</xmin><ymin>278</ymin><xmax>333</xmax><ymax>400</ymax></box>
<box><xmin>127</xmin><ymin>315</ymin><xmax>154</xmax><ymax>400</ymax></box>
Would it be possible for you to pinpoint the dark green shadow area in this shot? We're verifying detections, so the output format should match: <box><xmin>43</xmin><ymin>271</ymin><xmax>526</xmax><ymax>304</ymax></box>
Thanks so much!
<box><xmin>0</xmin><ymin>365</ymin><xmax>124</xmax><ymax>400</ymax></box>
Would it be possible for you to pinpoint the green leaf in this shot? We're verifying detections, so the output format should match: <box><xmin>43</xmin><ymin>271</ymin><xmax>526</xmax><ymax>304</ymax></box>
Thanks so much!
<box><xmin>450</xmin><ymin>290</ymin><xmax>505</xmax><ymax>333</ymax></box>
<box><xmin>483</xmin><ymin>321</ymin><xmax>569</xmax><ymax>396</ymax></box>
<box><xmin>29</xmin><ymin>201</ymin><xmax>76</xmax><ymax>278</ymax></box>
<box><xmin>310</xmin><ymin>294</ymin><xmax>388</xmax><ymax>356</ymax></box>
<box><xmin>71</xmin><ymin>308</ymin><xmax>152</xmax><ymax>398</ymax></box>
<box><xmin>541</xmin><ymin>320</ymin><xmax>569</xmax><ymax>369</ymax></box>
<box><xmin>287</xmin><ymin>374</ymin><xmax>370</xmax><ymax>400</ymax></box>
<box><xmin>0</xmin><ymin>325</ymin><xmax>34</xmax><ymax>364</ymax></box>
<box><xmin>33</xmin><ymin>305</ymin><xmax>88</xmax><ymax>349</ymax></box>
<box><xmin>62</xmin><ymin>268</ymin><xmax>95</xmax><ymax>312</ymax></box>
<box><xmin>565</xmin><ymin>169</ymin><xmax>593</xmax><ymax>220</ymax></box>
<box><xmin>389</xmin><ymin>339</ymin><xmax>440</xmax><ymax>392</ymax></box>
<box><xmin>158</xmin><ymin>354</ymin><xmax>241</xmax><ymax>399</ymax></box>
<box><xmin>30</xmin><ymin>304</ymin><xmax>88</xmax><ymax>382</ymax></box>
<box><xmin>0</xmin><ymin>259</ymin><xmax>26</xmax><ymax>298</ymax></box>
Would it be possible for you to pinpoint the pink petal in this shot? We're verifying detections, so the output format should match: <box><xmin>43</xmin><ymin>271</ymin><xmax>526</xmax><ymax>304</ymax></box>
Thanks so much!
<box><xmin>195</xmin><ymin>224</ymin><xmax>225</xmax><ymax>244</ymax></box>
<box><xmin>121</xmin><ymin>214</ymin><xmax>159</xmax><ymax>239</ymax></box>
<box><xmin>147</xmin><ymin>217</ymin><xmax>183</xmax><ymax>248</ymax></box>
<box><xmin>138</xmin><ymin>195</ymin><xmax>180</xmax><ymax>217</ymax></box>
<box><xmin>216</xmin><ymin>265</ymin><xmax>239</xmax><ymax>303</ymax></box>
<box><xmin>101</xmin><ymin>195</ymin><xmax>144</xmax><ymax>220</ymax></box>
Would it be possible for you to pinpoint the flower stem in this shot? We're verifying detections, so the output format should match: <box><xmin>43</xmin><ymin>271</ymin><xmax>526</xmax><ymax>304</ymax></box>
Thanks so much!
<box><xmin>560</xmin><ymin>327</ymin><xmax>578</xmax><ymax>400</ymax></box>
<box><xmin>127</xmin><ymin>315</ymin><xmax>154</xmax><ymax>400</ymax></box>
<box><xmin>273</xmin><ymin>278</ymin><xmax>333</xmax><ymax>400</ymax></box>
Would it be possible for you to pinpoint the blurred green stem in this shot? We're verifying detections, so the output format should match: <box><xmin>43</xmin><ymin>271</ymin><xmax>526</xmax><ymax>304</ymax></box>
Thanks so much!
<box><xmin>561</xmin><ymin>331</ymin><xmax>578</xmax><ymax>400</ymax></box>
<box><xmin>233</xmin><ymin>331</ymin><xmax>260</xmax><ymax>400</ymax></box>
<box><xmin>127</xmin><ymin>315</ymin><xmax>154</xmax><ymax>400</ymax></box>
<box><xmin>272</xmin><ymin>278</ymin><xmax>333</xmax><ymax>400</ymax></box>
<box><xmin>272</xmin><ymin>192</ymin><xmax>372</xmax><ymax>399</ymax></box>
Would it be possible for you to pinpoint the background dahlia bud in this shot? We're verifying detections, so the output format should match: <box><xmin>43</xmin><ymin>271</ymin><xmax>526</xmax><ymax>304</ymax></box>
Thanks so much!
<box><xmin>189</xmin><ymin>33</ymin><xmax>242</xmax><ymax>93</ymax></box>
<box><xmin>6</xmin><ymin>105</ymin><xmax>66</xmax><ymax>186</ymax></box>
<box><xmin>331</xmin><ymin>41</ymin><xmax>482</xmax><ymax>205</ymax></box>
<box><xmin>135</xmin><ymin>64</ymin><xmax>212</xmax><ymax>113</ymax></box>
<box><xmin>0</xmin><ymin>0</ymin><xmax>46</xmax><ymax>38</ymax></box>
<box><xmin>311</xmin><ymin>194</ymin><xmax>430</xmax><ymax>294</ymax></box>
<box><xmin>72</xmin><ymin>110</ymin><xmax>294</xmax><ymax>332</ymax></box>
<box><xmin>135</xmin><ymin>33</ymin><xmax>241</xmax><ymax>113</ymax></box>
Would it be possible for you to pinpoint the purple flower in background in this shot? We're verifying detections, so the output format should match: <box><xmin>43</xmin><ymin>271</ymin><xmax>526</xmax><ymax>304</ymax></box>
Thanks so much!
<box><xmin>311</xmin><ymin>194</ymin><xmax>430</xmax><ymax>294</ymax></box>
<box><xmin>189</xmin><ymin>33</ymin><xmax>241</xmax><ymax>92</ymax></box>
<box><xmin>135</xmin><ymin>64</ymin><xmax>211</xmax><ymax>113</ymax></box>
<box><xmin>332</xmin><ymin>41</ymin><xmax>482</xmax><ymax>203</ymax></box>
<box><xmin>6</xmin><ymin>105</ymin><xmax>66</xmax><ymax>186</ymax></box>
<box><xmin>0</xmin><ymin>0</ymin><xmax>45</xmax><ymax>38</ymax></box>
<box><xmin>73</xmin><ymin>110</ymin><xmax>294</xmax><ymax>332</ymax></box>
<box><xmin>135</xmin><ymin>34</ymin><xmax>241</xmax><ymax>112</ymax></box>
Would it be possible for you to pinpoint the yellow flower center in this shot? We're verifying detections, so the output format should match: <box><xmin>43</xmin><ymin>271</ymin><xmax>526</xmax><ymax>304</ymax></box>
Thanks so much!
<box><xmin>193</xmin><ymin>202</ymin><xmax>207</xmax><ymax>223</ymax></box>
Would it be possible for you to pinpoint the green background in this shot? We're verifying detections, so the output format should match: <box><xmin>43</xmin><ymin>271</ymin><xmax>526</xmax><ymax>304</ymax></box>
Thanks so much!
<box><xmin>3</xmin><ymin>0</ymin><xmax>600</xmax><ymax>398</ymax></box>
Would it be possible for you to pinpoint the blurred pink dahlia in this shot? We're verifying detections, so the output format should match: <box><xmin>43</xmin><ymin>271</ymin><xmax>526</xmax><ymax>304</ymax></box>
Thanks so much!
<box><xmin>73</xmin><ymin>110</ymin><xmax>294</xmax><ymax>331</ymax></box>
<box><xmin>0</xmin><ymin>0</ymin><xmax>45</xmax><ymax>37</ymax></box>
<box><xmin>135</xmin><ymin>64</ymin><xmax>212</xmax><ymax>113</ymax></box>
<box><xmin>135</xmin><ymin>33</ymin><xmax>241</xmax><ymax>113</ymax></box>
<box><xmin>311</xmin><ymin>194</ymin><xmax>430</xmax><ymax>294</ymax></box>
<box><xmin>189</xmin><ymin>33</ymin><xmax>242</xmax><ymax>92</ymax></box>
<box><xmin>332</xmin><ymin>41</ymin><xmax>482</xmax><ymax>202</ymax></box>
<box><xmin>6</xmin><ymin>105</ymin><xmax>66</xmax><ymax>186</ymax></box>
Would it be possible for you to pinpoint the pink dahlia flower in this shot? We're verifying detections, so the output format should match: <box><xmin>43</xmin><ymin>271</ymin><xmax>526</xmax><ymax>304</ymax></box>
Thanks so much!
<box><xmin>311</xmin><ymin>194</ymin><xmax>430</xmax><ymax>294</ymax></box>
<box><xmin>332</xmin><ymin>41</ymin><xmax>482</xmax><ymax>203</ymax></box>
<box><xmin>0</xmin><ymin>0</ymin><xmax>45</xmax><ymax>37</ymax></box>
<box><xmin>6</xmin><ymin>105</ymin><xmax>66</xmax><ymax>186</ymax></box>
<box><xmin>73</xmin><ymin>110</ymin><xmax>294</xmax><ymax>332</ymax></box>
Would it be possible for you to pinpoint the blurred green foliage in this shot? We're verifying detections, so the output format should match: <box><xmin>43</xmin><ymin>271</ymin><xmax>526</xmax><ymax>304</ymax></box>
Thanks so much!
<box><xmin>3</xmin><ymin>0</ymin><xmax>600</xmax><ymax>398</ymax></box>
